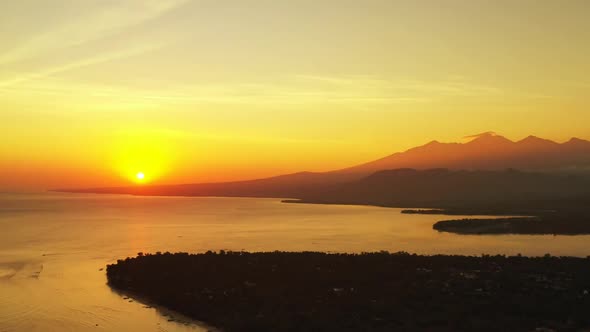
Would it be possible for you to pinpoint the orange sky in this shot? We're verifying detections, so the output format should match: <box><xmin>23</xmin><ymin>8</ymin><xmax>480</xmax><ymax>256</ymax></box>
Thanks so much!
<box><xmin>1</xmin><ymin>1</ymin><xmax>590</xmax><ymax>191</ymax></box>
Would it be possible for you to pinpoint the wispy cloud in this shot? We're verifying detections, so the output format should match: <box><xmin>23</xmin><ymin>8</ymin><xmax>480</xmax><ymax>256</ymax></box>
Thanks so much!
<box><xmin>142</xmin><ymin>128</ymin><xmax>343</xmax><ymax>145</ymax></box>
<box><xmin>0</xmin><ymin>74</ymin><xmax>431</xmax><ymax>105</ymax></box>
<box><xmin>0</xmin><ymin>43</ymin><xmax>165</xmax><ymax>91</ymax></box>
<box><xmin>0</xmin><ymin>0</ymin><xmax>187</xmax><ymax>66</ymax></box>
<box><xmin>0</xmin><ymin>73</ymin><xmax>504</xmax><ymax>109</ymax></box>
<box><xmin>294</xmin><ymin>74</ymin><xmax>502</xmax><ymax>97</ymax></box>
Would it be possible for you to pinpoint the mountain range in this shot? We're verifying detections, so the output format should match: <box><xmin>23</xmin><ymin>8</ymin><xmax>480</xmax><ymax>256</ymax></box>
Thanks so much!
<box><xmin>335</xmin><ymin>132</ymin><xmax>590</xmax><ymax>174</ymax></box>
<box><xmin>59</xmin><ymin>132</ymin><xmax>590</xmax><ymax>199</ymax></box>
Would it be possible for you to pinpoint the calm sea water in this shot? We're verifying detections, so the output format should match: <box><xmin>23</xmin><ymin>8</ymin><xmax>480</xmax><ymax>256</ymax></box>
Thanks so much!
<box><xmin>1</xmin><ymin>192</ymin><xmax>589</xmax><ymax>331</ymax></box>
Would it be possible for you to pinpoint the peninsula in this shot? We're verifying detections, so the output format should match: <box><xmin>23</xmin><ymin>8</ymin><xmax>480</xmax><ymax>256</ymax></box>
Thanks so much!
<box><xmin>107</xmin><ymin>251</ymin><xmax>590</xmax><ymax>332</ymax></box>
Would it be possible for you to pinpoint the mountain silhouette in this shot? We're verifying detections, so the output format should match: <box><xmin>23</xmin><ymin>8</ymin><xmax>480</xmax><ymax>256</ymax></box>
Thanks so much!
<box><xmin>58</xmin><ymin>133</ymin><xmax>590</xmax><ymax>198</ymax></box>
<box><xmin>335</xmin><ymin>132</ymin><xmax>590</xmax><ymax>174</ymax></box>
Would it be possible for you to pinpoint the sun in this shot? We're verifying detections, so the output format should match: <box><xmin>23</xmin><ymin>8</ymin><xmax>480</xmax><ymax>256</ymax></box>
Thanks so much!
<box><xmin>136</xmin><ymin>172</ymin><xmax>145</xmax><ymax>181</ymax></box>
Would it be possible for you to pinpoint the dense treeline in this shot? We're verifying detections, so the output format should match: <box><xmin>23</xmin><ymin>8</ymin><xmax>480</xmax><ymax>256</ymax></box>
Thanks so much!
<box><xmin>434</xmin><ymin>216</ymin><xmax>590</xmax><ymax>235</ymax></box>
<box><xmin>107</xmin><ymin>251</ymin><xmax>590</xmax><ymax>332</ymax></box>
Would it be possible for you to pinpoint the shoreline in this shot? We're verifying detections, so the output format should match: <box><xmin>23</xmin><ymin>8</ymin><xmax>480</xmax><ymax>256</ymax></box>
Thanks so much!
<box><xmin>284</xmin><ymin>200</ymin><xmax>590</xmax><ymax>236</ymax></box>
<box><xmin>108</xmin><ymin>286</ymin><xmax>219</xmax><ymax>332</ymax></box>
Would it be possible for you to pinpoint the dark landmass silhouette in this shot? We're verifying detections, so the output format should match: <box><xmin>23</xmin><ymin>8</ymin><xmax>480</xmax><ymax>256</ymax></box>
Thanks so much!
<box><xmin>401</xmin><ymin>209</ymin><xmax>447</xmax><ymax>214</ymax></box>
<box><xmin>433</xmin><ymin>217</ymin><xmax>590</xmax><ymax>235</ymax></box>
<box><xmin>287</xmin><ymin>169</ymin><xmax>590</xmax><ymax>234</ymax></box>
<box><xmin>57</xmin><ymin>133</ymin><xmax>590</xmax><ymax>198</ymax></box>
<box><xmin>399</xmin><ymin>209</ymin><xmax>590</xmax><ymax>235</ymax></box>
<box><xmin>291</xmin><ymin>168</ymin><xmax>590</xmax><ymax>210</ymax></box>
<box><xmin>107</xmin><ymin>251</ymin><xmax>590</xmax><ymax>332</ymax></box>
<box><xmin>335</xmin><ymin>132</ymin><xmax>590</xmax><ymax>175</ymax></box>
<box><xmin>56</xmin><ymin>133</ymin><xmax>590</xmax><ymax>234</ymax></box>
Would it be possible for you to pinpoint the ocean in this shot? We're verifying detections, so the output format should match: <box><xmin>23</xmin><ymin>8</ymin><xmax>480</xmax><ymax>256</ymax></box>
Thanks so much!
<box><xmin>1</xmin><ymin>192</ymin><xmax>589</xmax><ymax>331</ymax></box>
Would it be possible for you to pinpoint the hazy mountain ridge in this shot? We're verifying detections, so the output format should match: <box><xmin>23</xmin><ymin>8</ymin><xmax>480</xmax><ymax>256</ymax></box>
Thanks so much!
<box><xmin>58</xmin><ymin>133</ymin><xmax>590</xmax><ymax>201</ymax></box>
<box><xmin>335</xmin><ymin>132</ymin><xmax>590</xmax><ymax>174</ymax></box>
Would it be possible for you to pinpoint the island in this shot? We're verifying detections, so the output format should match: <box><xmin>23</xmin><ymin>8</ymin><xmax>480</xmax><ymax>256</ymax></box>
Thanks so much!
<box><xmin>401</xmin><ymin>209</ymin><xmax>447</xmax><ymax>215</ymax></box>
<box><xmin>107</xmin><ymin>251</ymin><xmax>590</xmax><ymax>332</ymax></box>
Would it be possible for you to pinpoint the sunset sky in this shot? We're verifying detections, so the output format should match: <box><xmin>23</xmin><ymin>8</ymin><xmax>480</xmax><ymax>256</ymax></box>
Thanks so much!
<box><xmin>1</xmin><ymin>0</ymin><xmax>589</xmax><ymax>190</ymax></box>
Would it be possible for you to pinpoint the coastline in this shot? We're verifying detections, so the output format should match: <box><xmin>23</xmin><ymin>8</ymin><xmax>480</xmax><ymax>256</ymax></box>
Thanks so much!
<box><xmin>284</xmin><ymin>200</ymin><xmax>590</xmax><ymax>235</ymax></box>
<box><xmin>108</xmin><ymin>286</ymin><xmax>220</xmax><ymax>332</ymax></box>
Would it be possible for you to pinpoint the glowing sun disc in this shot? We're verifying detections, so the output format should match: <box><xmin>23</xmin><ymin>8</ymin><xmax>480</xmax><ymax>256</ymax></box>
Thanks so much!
<box><xmin>136</xmin><ymin>172</ymin><xmax>145</xmax><ymax>180</ymax></box>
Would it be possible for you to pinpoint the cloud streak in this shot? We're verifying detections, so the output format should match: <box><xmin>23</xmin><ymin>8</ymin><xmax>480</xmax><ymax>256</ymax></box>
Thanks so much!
<box><xmin>0</xmin><ymin>73</ymin><xmax>505</xmax><ymax>108</ymax></box>
<box><xmin>0</xmin><ymin>0</ymin><xmax>187</xmax><ymax>66</ymax></box>
<box><xmin>0</xmin><ymin>43</ymin><xmax>165</xmax><ymax>91</ymax></box>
